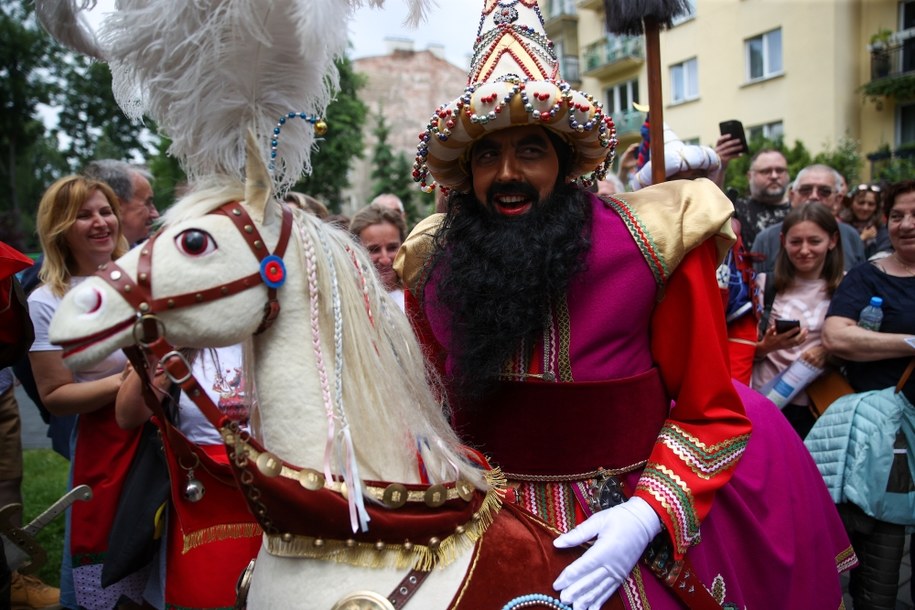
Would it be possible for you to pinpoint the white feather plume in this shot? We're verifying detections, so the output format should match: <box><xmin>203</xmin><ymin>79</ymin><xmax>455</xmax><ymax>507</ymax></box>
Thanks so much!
<box><xmin>36</xmin><ymin>0</ymin><xmax>434</xmax><ymax>191</ymax></box>
<box><xmin>34</xmin><ymin>0</ymin><xmax>105</xmax><ymax>60</ymax></box>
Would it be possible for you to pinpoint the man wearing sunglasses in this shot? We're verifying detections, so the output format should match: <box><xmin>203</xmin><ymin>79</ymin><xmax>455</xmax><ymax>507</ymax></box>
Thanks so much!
<box><xmin>750</xmin><ymin>164</ymin><xmax>866</xmax><ymax>273</ymax></box>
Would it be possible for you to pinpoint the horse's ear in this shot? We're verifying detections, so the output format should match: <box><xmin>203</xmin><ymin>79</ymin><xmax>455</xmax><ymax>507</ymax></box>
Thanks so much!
<box><xmin>244</xmin><ymin>129</ymin><xmax>274</xmax><ymax>224</ymax></box>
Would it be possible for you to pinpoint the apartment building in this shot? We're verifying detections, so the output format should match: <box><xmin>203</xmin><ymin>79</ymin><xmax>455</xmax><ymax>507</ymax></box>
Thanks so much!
<box><xmin>346</xmin><ymin>41</ymin><xmax>466</xmax><ymax>213</ymax></box>
<box><xmin>543</xmin><ymin>0</ymin><xmax>915</xmax><ymax>179</ymax></box>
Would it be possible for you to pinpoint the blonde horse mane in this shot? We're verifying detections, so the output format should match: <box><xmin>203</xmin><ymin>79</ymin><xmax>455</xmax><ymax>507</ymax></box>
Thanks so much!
<box><xmin>289</xmin><ymin>207</ymin><xmax>487</xmax><ymax>488</ymax></box>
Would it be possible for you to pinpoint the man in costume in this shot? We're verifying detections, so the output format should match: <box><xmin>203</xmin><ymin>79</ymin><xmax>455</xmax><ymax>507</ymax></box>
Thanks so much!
<box><xmin>396</xmin><ymin>2</ymin><xmax>855</xmax><ymax>608</ymax></box>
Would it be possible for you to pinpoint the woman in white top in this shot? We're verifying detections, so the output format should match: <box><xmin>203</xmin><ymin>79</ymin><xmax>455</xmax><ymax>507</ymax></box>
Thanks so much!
<box><xmin>26</xmin><ymin>176</ymin><xmax>151</xmax><ymax>610</ymax></box>
<box><xmin>116</xmin><ymin>345</ymin><xmax>260</xmax><ymax>610</ymax></box>
<box><xmin>753</xmin><ymin>203</ymin><xmax>844</xmax><ymax>438</ymax></box>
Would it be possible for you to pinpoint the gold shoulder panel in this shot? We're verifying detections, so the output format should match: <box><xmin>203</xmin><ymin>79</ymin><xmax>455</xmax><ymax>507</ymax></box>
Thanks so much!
<box><xmin>394</xmin><ymin>213</ymin><xmax>445</xmax><ymax>293</ymax></box>
<box><xmin>609</xmin><ymin>178</ymin><xmax>736</xmax><ymax>276</ymax></box>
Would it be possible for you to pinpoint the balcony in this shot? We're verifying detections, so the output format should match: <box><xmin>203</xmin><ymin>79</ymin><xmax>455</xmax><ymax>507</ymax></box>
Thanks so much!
<box><xmin>544</xmin><ymin>0</ymin><xmax>577</xmax><ymax>19</ymax></box>
<box><xmin>560</xmin><ymin>55</ymin><xmax>581</xmax><ymax>85</ymax></box>
<box><xmin>863</xmin><ymin>32</ymin><xmax>915</xmax><ymax>102</ymax></box>
<box><xmin>576</xmin><ymin>0</ymin><xmax>603</xmax><ymax>11</ymax></box>
<box><xmin>610</xmin><ymin>110</ymin><xmax>644</xmax><ymax>137</ymax></box>
<box><xmin>582</xmin><ymin>36</ymin><xmax>644</xmax><ymax>80</ymax></box>
<box><xmin>544</xmin><ymin>9</ymin><xmax>578</xmax><ymax>40</ymax></box>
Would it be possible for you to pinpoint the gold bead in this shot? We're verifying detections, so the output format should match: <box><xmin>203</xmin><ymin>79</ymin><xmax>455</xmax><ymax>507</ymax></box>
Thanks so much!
<box><xmin>256</xmin><ymin>452</ymin><xmax>282</xmax><ymax>477</ymax></box>
<box><xmin>314</xmin><ymin>120</ymin><xmax>328</xmax><ymax>137</ymax></box>
<box><xmin>383</xmin><ymin>483</ymin><xmax>408</xmax><ymax>509</ymax></box>
<box><xmin>313</xmin><ymin>538</ymin><xmax>325</xmax><ymax>548</ymax></box>
<box><xmin>374</xmin><ymin>541</ymin><xmax>385</xmax><ymax>551</ymax></box>
<box><xmin>282</xmin><ymin>532</ymin><xmax>293</xmax><ymax>542</ymax></box>
<box><xmin>345</xmin><ymin>539</ymin><xmax>356</xmax><ymax>548</ymax></box>
<box><xmin>455</xmin><ymin>525</ymin><xmax>466</xmax><ymax>535</ymax></box>
<box><xmin>428</xmin><ymin>537</ymin><xmax>441</xmax><ymax>549</ymax></box>
<box><xmin>424</xmin><ymin>484</ymin><xmax>446</xmax><ymax>508</ymax></box>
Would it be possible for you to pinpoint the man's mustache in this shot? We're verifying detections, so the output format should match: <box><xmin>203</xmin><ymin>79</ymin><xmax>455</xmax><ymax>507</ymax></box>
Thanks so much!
<box><xmin>487</xmin><ymin>181</ymin><xmax>540</xmax><ymax>204</ymax></box>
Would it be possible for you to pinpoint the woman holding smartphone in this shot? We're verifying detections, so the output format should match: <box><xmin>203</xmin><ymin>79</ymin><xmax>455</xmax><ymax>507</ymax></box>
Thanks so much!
<box><xmin>752</xmin><ymin>203</ymin><xmax>844</xmax><ymax>438</ymax></box>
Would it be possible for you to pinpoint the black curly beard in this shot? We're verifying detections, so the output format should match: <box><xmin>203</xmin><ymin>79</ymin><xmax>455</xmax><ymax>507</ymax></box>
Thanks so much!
<box><xmin>424</xmin><ymin>181</ymin><xmax>592</xmax><ymax>399</ymax></box>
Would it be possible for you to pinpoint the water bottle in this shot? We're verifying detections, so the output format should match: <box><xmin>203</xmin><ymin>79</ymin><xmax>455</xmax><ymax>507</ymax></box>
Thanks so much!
<box><xmin>857</xmin><ymin>296</ymin><xmax>884</xmax><ymax>331</ymax></box>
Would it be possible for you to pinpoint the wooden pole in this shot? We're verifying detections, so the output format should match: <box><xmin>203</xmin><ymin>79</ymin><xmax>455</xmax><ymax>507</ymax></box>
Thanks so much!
<box><xmin>644</xmin><ymin>17</ymin><xmax>666</xmax><ymax>186</ymax></box>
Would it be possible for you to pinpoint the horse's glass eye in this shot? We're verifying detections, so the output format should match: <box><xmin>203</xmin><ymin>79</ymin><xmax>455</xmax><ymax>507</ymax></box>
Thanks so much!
<box><xmin>176</xmin><ymin>229</ymin><xmax>217</xmax><ymax>256</ymax></box>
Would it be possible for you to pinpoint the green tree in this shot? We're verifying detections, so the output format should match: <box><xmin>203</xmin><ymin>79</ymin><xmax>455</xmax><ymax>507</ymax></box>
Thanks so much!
<box><xmin>721</xmin><ymin>135</ymin><xmax>861</xmax><ymax>197</ymax></box>
<box><xmin>294</xmin><ymin>57</ymin><xmax>368</xmax><ymax>213</ymax></box>
<box><xmin>146</xmin><ymin>134</ymin><xmax>187</xmax><ymax>210</ymax></box>
<box><xmin>368</xmin><ymin>111</ymin><xmax>422</xmax><ymax>223</ymax></box>
<box><xmin>813</xmin><ymin>136</ymin><xmax>861</xmax><ymax>187</ymax></box>
<box><xmin>53</xmin><ymin>58</ymin><xmax>153</xmax><ymax>169</ymax></box>
<box><xmin>722</xmin><ymin>137</ymin><xmax>813</xmax><ymax>196</ymax></box>
<box><xmin>0</xmin><ymin>0</ymin><xmax>67</xmax><ymax>248</ymax></box>
<box><xmin>369</xmin><ymin>109</ymin><xmax>396</xmax><ymax>195</ymax></box>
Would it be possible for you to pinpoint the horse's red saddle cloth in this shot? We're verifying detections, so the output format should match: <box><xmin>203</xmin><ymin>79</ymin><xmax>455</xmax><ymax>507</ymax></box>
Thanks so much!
<box><xmin>449</xmin><ymin>503</ymin><xmax>623</xmax><ymax>610</ymax></box>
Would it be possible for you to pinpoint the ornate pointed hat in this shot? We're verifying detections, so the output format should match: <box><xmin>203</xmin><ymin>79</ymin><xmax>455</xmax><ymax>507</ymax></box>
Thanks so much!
<box><xmin>413</xmin><ymin>0</ymin><xmax>617</xmax><ymax>193</ymax></box>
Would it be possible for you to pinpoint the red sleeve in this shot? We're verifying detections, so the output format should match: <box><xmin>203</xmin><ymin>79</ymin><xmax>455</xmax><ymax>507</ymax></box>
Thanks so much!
<box><xmin>633</xmin><ymin>240</ymin><xmax>752</xmax><ymax>558</ymax></box>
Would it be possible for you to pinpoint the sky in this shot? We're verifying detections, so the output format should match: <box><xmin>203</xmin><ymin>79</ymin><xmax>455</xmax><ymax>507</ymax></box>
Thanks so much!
<box><xmin>348</xmin><ymin>2</ymin><xmax>480</xmax><ymax>69</ymax></box>
<box><xmin>85</xmin><ymin>1</ymin><xmax>482</xmax><ymax>71</ymax></box>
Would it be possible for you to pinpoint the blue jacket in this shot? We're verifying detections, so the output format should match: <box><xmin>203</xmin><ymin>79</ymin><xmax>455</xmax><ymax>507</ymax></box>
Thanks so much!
<box><xmin>805</xmin><ymin>387</ymin><xmax>915</xmax><ymax>525</ymax></box>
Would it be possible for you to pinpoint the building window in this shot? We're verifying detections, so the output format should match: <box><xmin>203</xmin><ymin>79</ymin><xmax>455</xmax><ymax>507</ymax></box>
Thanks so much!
<box><xmin>672</xmin><ymin>0</ymin><xmax>696</xmax><ymax>26</ymax></box>
<box><xmin>746</xmin><ymin>29</ymin><xmax>783</xmax><ymax>81</ymax></box>
<box><xmin>605</xmin><ymin>79</ymin><xmax>639</xmax><ymax>115</ymax></box>
<box><xmin>547</xmin><ymin>0</ymin><xmax>576</xmax><ymax>17</ymax></box>
<box><xmin>747</xmin><ymin>121</ymin><xmax>784</xmax><ymax>141</ymax></box>
<box><xmin>670</xmin><ymin>58</ymin><xmax>699</xmax><ymax>103</ymax></box>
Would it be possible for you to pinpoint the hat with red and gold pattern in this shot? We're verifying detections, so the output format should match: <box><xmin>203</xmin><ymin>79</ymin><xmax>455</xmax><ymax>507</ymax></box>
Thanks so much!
<box><xmin>413</xmin><ymin>0</ymin><xmax>617</xmax><ymax>193</ymax></box>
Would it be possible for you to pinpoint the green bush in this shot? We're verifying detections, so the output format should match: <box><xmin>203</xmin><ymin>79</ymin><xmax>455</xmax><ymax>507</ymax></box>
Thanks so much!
<box><xmin>722</xmin><ymin>135</ymin><xmax>862</xmax><ymax>194</ymax></box>
<box><xmin>20</xmin><ymin>449</ymin><xmax>70</xmax><ymax>587</ymax></box>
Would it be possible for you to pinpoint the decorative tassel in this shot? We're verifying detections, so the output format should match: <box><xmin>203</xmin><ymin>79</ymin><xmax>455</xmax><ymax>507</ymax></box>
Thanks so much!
<box><xmin>603</xmin><ymin>0</ymin><xmax>693</xmax><ymax>35</ymax></box>
<box><xmin>342</xmin><ymin>427</ymin><xmax>371</xmax><ymax>533</ymax></box>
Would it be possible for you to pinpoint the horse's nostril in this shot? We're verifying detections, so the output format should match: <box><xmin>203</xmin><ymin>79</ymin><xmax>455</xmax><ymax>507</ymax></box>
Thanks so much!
<box><xmin>74</xmin><ymin>287</ymin><xmax>103</xmax><ymax>315</ymax></box>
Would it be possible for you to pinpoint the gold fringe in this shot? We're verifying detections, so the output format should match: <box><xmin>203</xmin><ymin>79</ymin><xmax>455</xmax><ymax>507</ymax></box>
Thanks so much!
<box><xmin>265</xmin><ymin>471</ymin><xmax>506</xmax><ymax>571</ymax></box>
<box><xmin>182</xmin><ymin>522</ymin><xmax>263</xmax><ymax>554</ymax></box>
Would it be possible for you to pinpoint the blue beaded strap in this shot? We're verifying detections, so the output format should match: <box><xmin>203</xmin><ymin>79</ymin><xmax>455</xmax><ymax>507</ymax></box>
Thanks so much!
<box><xmin>269</xmin><ymin>112</ymin><xmax>326</xmax><ymax>172</ymax></box>
<box><xmin>501</xmin><ymin>593</ymin><xmax>572</xmax><ymax>610</ymax></box>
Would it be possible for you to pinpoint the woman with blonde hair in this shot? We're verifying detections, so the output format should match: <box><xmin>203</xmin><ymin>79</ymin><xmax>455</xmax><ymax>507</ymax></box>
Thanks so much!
<box><xmin>27</xmin><ymin>175</ymin><xmax>149</xmax><ymax>609</ymax></box>
<box><xmin>349</xmin><ymin>203</ymin><xmax>408</xmax><ymax>310</ymax></box>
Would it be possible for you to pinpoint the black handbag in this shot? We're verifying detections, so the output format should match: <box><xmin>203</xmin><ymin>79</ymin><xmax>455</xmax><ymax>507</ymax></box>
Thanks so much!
<box><xmin>100</xmin><ymin>406</ymin><xmax>172</xmax><ymax>586</ymax></box>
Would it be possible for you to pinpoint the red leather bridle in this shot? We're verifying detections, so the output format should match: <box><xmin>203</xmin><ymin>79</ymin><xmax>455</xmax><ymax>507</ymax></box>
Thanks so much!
<box><xmin>96</xmin><ymin>201</ymin><xmax>293</xmax><ymax>337</ymax></box>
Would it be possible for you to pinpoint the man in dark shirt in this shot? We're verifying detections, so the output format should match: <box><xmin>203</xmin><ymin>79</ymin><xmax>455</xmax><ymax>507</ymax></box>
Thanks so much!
<box><xmin>733</xmin><ymin>149</ymin><xmax>791</xmax><ymax>248</ymax></box>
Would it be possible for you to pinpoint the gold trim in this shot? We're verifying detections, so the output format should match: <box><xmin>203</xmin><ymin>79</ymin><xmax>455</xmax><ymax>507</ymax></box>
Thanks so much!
<box><xmin>331</xmin><ymin>591</ymin><xmax>394</xmax><ymax>610</ymax></box>
<box><xmin>264</xmin><ymin>480</ymin><xmax>505</xmax><ymax>572</ymax></box>
<box><xmin>181</xmin><ymin>522</ymin><xmax>263</xmax><ymax>554</ymax></box>
<box><xmin>556</xmin><ymin>296</ymin><xmax>573</xmax><ymax>382</ymax></box>
<box><xmin>222</xmin><ymin>429</ymin><xmax>475</xmax><ymax>505</ymax></box>
<box><xmin>503</xmin><ymin>462</ymin><xmax>648</xmax><ymax>482</ymax></box>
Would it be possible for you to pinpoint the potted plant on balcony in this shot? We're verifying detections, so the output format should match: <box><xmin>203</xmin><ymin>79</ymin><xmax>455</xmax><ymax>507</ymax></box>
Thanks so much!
<box><xmin>869</xmin><ymin>28</ymin><xmax>893</xmax><ymax>78</ymax></box>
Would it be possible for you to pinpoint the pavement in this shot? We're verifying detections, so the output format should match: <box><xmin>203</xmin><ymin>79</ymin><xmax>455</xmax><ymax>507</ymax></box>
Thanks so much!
<box><xmin>10</xmin><ymin>377</ymin><xmax>915</xmax><ymax>606</ymax></box>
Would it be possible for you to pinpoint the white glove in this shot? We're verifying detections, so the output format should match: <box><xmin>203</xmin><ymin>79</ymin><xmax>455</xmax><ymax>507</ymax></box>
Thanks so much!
<box><xmin>552</xmin><ymin>496</ymin><xmax>663</xmax><ymax>609</ymax></box>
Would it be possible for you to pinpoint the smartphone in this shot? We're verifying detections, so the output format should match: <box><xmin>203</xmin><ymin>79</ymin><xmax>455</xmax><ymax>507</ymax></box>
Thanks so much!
<box><xmin>774</xmin><ymin>319</ymin><xmax>801</xmax><ymax>334</ymax></box>
<box><xmin>719</xmin><ymin>120</ymin><xmax>749</xmax><ymax>154</ymax></box>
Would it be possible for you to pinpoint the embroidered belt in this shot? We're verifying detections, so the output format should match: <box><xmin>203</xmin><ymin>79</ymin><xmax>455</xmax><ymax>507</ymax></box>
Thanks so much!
<box><xmin>453</xmin><ymin>368</ymin><xmax>669</xmax><ymax>476</ymax></box>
